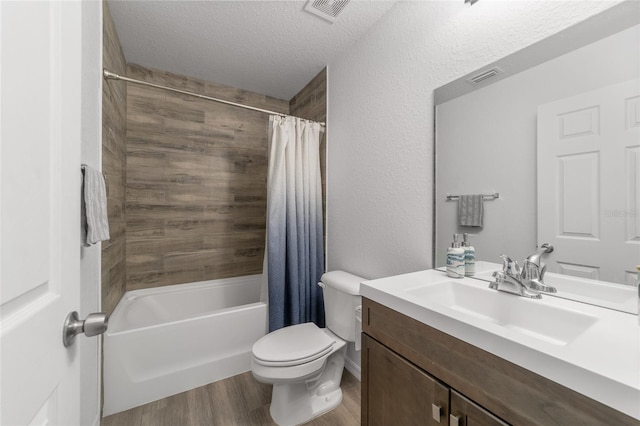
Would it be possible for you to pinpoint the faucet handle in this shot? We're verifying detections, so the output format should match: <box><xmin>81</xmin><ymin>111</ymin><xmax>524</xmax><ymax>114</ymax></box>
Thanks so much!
<box><xmin>500</xmin><ymin>254</ymin><xmax>520</xmax><ymax>276</ymax></box>
<box><xmin>522</xmin><ymin>260</ymin><xmax>540</xmax><ymax>281</ymax></box>
<box><xmin>522</xmin><ymin>261</ymin><xmax>557</xmax><ymax>293</ymax></box>
<box><xmin>522</xmin><ymin>259</ymin><xmax>549</xmax><ymax>281</ymax></box>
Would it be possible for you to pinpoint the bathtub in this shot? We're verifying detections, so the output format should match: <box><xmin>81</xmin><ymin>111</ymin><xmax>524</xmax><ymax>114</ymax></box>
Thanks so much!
<box><xmin>103</xmin><ymin>274</ymin><xmax>267</xmax><ymax>416</ymax></box>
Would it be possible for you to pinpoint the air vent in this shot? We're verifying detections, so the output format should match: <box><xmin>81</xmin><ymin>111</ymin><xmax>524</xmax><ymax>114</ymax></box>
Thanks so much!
<box><xmin>466</xmin><ymin>67</ymin><xmax>504</xmax><ymax>85</ymax></box>
<box><xmin>304</xmin><ymin>0</ymin><xmax>351</xmax><ymax>23</ymax></box>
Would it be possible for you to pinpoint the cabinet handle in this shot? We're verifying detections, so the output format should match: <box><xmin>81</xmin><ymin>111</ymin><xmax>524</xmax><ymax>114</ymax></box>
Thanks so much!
<box><xmin>449</xmin><ymin>414</ymin><xmax>460</xmax><ymax>426</ymax></box>
<box><xmin>431</xmin><ymin>404</ymin><xmax>441</xmax><ymax>423</ymax></box>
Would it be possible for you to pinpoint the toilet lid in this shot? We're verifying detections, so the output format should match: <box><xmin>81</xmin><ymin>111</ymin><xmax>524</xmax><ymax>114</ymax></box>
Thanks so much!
<box><xmin>252</xmin><ymin>323</ymin><xmax>335</xmax><ymax>366</ymax></box>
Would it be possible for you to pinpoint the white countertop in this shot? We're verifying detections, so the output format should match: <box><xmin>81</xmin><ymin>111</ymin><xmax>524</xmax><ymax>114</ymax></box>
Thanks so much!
<box><xmin>361</xmin><ymin>269</ymin><xmax>640</xmax><ymax>420</ymax></box>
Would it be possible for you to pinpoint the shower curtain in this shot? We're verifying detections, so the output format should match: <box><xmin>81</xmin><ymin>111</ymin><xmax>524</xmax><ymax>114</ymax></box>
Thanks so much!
<box><xmin>265</xmin><ymin>115</ymin><xmax>325</xmax><ymax>332</ymax></box>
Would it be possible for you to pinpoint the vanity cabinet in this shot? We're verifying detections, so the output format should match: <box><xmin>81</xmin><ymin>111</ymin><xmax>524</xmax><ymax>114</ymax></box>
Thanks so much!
<box><xmin>361</xmin><ymin>297</ymin><xmax>639</xmax><ymax>426</ymax></box>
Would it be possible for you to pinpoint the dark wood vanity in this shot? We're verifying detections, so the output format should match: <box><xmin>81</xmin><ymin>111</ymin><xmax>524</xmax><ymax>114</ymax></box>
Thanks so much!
<box><xmin>361</xmin><ymin>298</ymin><xmax>639</xmax><ymax>426</ymax></box>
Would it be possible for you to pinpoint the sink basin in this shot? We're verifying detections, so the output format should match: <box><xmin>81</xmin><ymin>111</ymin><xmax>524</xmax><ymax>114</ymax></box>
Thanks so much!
<box><xmin>405</xmin><ymin>280</ymin><xmax>598</xmax><ymax>346</ymax></box>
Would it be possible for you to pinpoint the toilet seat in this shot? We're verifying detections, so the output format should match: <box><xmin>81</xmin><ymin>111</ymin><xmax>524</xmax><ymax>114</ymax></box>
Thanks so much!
<box><xmin>252</xmin><ymin>323</ymin><xmax>335</xmax><ymax>367</ymax></box>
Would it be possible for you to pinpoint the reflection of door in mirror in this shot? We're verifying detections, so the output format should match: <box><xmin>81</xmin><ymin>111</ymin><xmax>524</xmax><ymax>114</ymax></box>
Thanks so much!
<box><xmin>537</xmin><ymin>79</ymin><xmax>639</xmax><ymax>286</ymax></box>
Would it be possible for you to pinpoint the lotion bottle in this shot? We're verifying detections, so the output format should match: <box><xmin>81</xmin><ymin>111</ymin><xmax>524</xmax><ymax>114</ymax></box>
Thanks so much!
<box><xmin>463</xmin><ymin>233</ymin><xmax>476</xmax><ymax>277</ymax></box>
<box><xmin>446</xmin><ymin>234</ymin><xmax>465</xmax><ymax>278</ymax></box>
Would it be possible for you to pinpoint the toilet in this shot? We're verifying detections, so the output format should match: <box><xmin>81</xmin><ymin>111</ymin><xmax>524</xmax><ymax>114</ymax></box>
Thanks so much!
<box><xmin>251</xmin><ymin>270</ymin><xmax>363</xmax><ymax>426</ymax></box>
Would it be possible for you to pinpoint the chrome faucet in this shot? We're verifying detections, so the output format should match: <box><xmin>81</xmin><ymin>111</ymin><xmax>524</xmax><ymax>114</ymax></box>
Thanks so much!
<box><xmin>489</xmin><ymin>244</ymin><xmax>557</xmax><ymax>299</ymax></box>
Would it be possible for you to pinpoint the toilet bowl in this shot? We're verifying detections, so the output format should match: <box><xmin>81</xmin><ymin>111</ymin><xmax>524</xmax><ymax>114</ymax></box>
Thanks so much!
<box><xmin>251</xmin><ymin>270</ymin><xmax>363</xmax><ymax>426</ymax></box>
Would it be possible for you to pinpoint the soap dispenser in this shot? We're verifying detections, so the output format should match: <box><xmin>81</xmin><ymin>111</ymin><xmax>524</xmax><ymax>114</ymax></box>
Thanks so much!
<box><xmin>446</xmin><ymin>234</ymin><xmax>465</xmax><ymax>278</ymax></box>
<box><xmin>463</xmin><ymin>233</ymin><xmax>476</xmax><ymax>277</ymax></box>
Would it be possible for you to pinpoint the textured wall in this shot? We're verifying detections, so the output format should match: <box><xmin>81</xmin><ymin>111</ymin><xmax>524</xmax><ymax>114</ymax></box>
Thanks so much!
<box><xmin>289</xmin><ymin>68</ymin><xmax>327</xmax><ymax>249</ymax></box>
<box><xmin>327</xmin><ymin>0</ymin><xmax>623</xmax><ymax>280</ymax></box>
<box><xmin>101</xmin><ymin>1</ymin><xmax>127</xmax><ymax>315</ymax></box>
<box><xmin>125</xmin><ymin>64</ymin><xmax>289</xmax><ymax>290</ymax></box>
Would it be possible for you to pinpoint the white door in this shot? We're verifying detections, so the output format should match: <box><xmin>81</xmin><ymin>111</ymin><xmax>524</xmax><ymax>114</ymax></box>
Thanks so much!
<box><xmin>537</xmin><ymin>79</ymin><xmax>640</xmax><ymax>285</ymax></box>
<box><xmin>1</xmin><ymin>1</ymin><xmax>83</xmax><ymax>425</ymax></box>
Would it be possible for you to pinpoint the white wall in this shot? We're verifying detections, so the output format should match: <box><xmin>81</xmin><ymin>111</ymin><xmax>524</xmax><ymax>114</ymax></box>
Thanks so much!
<box><xmin>436</xmin><ymin>24</ymin><xmax>639</xmax><ymax>266</ymax></box>
<box><xmin>80</xmin><ymin>1</ymin><xmax>102</xmax><ymax>425</ymax></box>
<box><xmin>327</xmin><ymin>0</ymin><xmax>623</xmax><ymax>279</ymax></box>
<box><xmin>327</xmin><ymin>0</ymin><xmax>624</xmax><ymax>371</ymax></box>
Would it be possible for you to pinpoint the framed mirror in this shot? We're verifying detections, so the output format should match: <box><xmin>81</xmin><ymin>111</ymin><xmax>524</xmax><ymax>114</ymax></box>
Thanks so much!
<box><xmin>434</xmin><ymin>1</ymin><xmax>640</xmax><ymax>313</ymax></box>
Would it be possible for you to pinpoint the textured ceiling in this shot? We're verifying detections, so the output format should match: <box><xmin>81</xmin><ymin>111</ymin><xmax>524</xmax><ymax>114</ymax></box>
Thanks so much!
<box><xmin>107</xmin><ymin>0</ymin><xmax>397</xmax><ymax>100</ymax></box>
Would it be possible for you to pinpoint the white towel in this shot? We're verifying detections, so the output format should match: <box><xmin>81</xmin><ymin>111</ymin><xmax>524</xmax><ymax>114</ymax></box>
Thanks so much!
<box><xmin>81</xmin><ymin>165</ymin><xmax>110</xmax><ymax>246</ymax></box>
<box><xmin>458</xmin><ymin>194</ymin><xmax>484</xmax><ymax>227</ymax></box>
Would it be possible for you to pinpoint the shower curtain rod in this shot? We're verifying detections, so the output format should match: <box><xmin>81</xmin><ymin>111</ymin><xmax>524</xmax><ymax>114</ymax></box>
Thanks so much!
<box><xmin>103</xmin><ymin>69</ymin><xmax>326</xmax><ymax>126</ymax></box>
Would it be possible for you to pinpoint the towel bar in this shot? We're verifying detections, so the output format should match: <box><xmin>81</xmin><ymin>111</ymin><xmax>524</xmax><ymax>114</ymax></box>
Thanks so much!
<box><xmin>446</xmin><ymin>193</ymin><xmax>499</xmax><ymax>201</ymax></box>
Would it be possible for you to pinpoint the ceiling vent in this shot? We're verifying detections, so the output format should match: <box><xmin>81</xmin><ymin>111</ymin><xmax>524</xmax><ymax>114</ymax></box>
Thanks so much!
<box><xmin>466</xmin><ymin>67</ymin><xmax>504</xmax><ymax>85</ymax></box>
<box><xmin>304</xmin><ymin>0</ymin><xmax>351</xmax><ymax>23</ymax></box>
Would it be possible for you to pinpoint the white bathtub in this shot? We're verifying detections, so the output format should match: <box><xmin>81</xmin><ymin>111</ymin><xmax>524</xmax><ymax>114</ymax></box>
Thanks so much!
<box><xmin>103</xmin><ymin>274</ymin><xmax>267</xmax><ymax>416</ymax></box>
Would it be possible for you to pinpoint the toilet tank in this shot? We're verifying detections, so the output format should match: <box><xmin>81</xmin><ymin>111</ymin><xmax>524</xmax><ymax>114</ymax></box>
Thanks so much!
<box><xmin>320</xmin><ymin>271</ymin><xmax>363</xmax><ymax>342</ymax></box>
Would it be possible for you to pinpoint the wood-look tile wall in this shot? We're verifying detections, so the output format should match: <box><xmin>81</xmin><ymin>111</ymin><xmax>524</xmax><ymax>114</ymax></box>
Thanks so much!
<box><xmin>289</xmin><ymin>68</ymin><xmax>327</xmax><ymax>244</ymax></box>
<box><xmin>125</xmin><ymin>64</ymin><xmax>289</xmax><ymax>290</ymax></box>
<box><xmin>101</xmin><ymin>2</ymin><xmax>127</xmax><ymax>315</ymax></box>
<box><xmin>289</xmin><ymin>68</ymin><xmax>327</xmax><ymax>124</ymax></box>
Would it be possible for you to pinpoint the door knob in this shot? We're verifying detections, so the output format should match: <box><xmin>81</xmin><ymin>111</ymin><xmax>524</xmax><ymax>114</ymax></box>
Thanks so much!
<box><xmin>62</xmin><ymin>311</ymin><xmax>108</xmax><ymax>347</ymax></box>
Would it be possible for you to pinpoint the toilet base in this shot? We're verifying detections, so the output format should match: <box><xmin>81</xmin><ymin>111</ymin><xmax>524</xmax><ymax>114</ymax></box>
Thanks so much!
<box><xmin>267</xmin><ymin>345</ymin><xmax>347</xmax><ymax>425</ymax></box>
<box><xmin>270</xmin><ymin>385</ymin><xmax>342</xmax><ymax>426</ymax></box>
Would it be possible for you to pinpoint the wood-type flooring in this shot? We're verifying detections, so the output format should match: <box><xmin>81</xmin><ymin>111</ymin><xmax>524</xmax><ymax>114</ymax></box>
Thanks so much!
<box><xmin>102</xmin><ymin>370</ymin><xmax>360</xmax><ymax>426</ymax></box>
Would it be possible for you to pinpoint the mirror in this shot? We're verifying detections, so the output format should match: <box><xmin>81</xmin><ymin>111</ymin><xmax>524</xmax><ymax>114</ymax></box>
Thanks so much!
<box><xmin>434</xmin><ymin>2</ymin><xmax>640</xmax><ymax>313</ymax></box>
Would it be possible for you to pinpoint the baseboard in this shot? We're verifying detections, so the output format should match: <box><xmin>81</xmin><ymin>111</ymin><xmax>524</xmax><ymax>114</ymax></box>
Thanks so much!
<box><xmin>91</xmin><ymin>413</ymin><xmax>100</xmax><ymax>426</ymax></box>
<box><xmin>344</xmin><ymin>355</ymin><xmax>361</xmax><ymax>381</ymax></box>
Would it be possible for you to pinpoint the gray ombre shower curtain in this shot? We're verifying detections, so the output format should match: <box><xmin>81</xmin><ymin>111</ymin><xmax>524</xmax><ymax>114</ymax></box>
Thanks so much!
<box><xmin>265</xmin><ymin>115</ymin><xmax>325</xmax><ymax>332</ymax></box>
